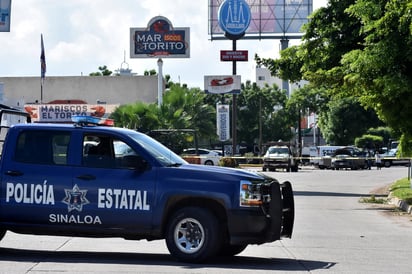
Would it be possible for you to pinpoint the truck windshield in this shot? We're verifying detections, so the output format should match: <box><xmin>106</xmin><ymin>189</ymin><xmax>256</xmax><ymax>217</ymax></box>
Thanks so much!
<box><xmin>128</xmin><ymin>131</ymin><xmax>187</xmax><ymax>166</ymax></box>
<box><xmin>269</xmin><ymin>147</ymin><xmax>289</xmax><ymax>154</ymax></box>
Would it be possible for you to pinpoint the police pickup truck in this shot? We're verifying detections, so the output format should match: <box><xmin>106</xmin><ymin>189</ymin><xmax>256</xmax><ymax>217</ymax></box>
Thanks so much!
<box><xmin>0</xmin><ymin>116</ymin><xmax>294</xmax><ymax>263</ymax></box>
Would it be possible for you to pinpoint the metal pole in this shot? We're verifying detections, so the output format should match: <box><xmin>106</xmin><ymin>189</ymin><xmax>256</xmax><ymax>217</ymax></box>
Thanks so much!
<box><xmin>232</xmin><ymin>39</ymin><xmax>237</xmax><ymax>156</ymax></box>
<box><xmin>280</xmin><ymin>38</ymin><xmax>289</xmax><ymax>96</ymax></box>
<box><xmin>157</xmin><ymin>58</ymin><xmax>163</xmax><ymax>107</ymax></box>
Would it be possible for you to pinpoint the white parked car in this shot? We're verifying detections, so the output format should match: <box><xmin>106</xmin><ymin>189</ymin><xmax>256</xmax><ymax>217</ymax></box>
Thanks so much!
<box><xmin>182</xmin><ymin>148</ymin><xmax>222</xmax><ymax>165</ymax></box>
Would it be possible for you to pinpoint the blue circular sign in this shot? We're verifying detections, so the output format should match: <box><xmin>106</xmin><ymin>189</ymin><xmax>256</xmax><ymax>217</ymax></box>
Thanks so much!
<box><xmin>218</xmin><ymin>0</ymin><xmax>251</xmax><ymax>36</ymax></box>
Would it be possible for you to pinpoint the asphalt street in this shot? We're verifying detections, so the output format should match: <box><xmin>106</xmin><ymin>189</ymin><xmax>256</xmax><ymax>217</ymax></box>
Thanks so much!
<box><xmin>0</xmin><ymin>166</ymin><xmax>411</xmax><ymax>273</ymax></box>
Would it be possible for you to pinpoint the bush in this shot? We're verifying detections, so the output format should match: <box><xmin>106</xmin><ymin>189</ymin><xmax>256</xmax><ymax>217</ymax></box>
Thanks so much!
<box><xmin>355</xmin><ymin>134</ymin><xmax>383</xmax><ymax>149</ymax></box>
<box><xmin>219</xmin><ymin>157</ymin><xmax>238</xmax><ymax>168</ymax></box>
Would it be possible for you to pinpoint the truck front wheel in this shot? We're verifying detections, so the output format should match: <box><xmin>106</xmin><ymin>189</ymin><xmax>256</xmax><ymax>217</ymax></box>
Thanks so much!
<box><xmin>165</xmin><ymin>207</ymin><xmax>221</xmax><ymax>263</ymax></box>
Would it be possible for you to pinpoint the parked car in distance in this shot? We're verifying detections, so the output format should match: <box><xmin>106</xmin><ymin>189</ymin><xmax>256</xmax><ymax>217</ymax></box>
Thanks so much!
<box><xmin>331</xmin><ymin>147</ymin><xmax>368</xmax><ymax>170</ymax></box>
<box><xmin>181</xmin><ymin>148</ymin><xmax>222</xmax><ymax>165</ymax></box>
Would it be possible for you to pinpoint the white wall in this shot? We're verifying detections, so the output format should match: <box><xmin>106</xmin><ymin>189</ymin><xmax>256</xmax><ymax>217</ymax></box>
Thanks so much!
<box><xmin>0</xmin><ymin>75</ymin><xmax>158</xmax><ymax>107</ymax></box>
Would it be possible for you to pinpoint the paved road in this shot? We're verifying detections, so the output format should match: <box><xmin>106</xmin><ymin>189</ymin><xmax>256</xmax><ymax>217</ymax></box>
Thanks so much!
<box><xmin>1</xmin><ymin>166</ymin><xmax>411</xmax><ymax>273</ymax></box>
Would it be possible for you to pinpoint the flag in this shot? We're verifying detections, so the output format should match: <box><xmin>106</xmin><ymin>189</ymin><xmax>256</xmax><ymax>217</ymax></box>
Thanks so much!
<box><xmin>40</xmin><ymin>34</ymin><xmax>46</xmax><ymax>79</ymax></box>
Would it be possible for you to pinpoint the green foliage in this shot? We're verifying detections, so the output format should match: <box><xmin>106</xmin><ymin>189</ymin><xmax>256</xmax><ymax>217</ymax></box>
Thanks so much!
<box><xmin>110</xmin><ymin>84</ymin><xmax>216</xmax><ymax>147</ymax></box>
<box><xmin>89</xmin><ymin>65</ymin><xmax>112</xmax><ymax>76</ymax></box>
<box><xmin>354</xmin><ymin>134</ymin><xmax>383</xmax><ymax>149</ymax></box>
<box><xmin>390</xmin><ymin>178</ymin><xmax>412</xmax><ymax>205</ymax></box>
<box><xmin>366</xmin><ymin>127</ymin><xmax>396</xmax><ymax>147</ymax></box>
<box><xmin>255</xmin><ymin>0</ymin><xmax>412</xmax><ymax>149</ymax></box>
<box><xmin>237</xmin><ymin>81</ymin><xmax>292</xmax><ymax>145</ymax></box>
<box><xmin>342</xmin><ymin>0</ymin><xmax>412</xmax><ymax>140</ymax></box>
<box><xmin>398</xmin><ymin>134</ymin><xmax>412</xmax><ymax>157</ymax></box>
<box><xmin>144</xmin><ymin>69</ymin><xmax>157</xmax><ymax>76</ymax></box>
<box><xmin>359</xmin><ymin>195</ymin><xmax>387</xmax><ymax>204</ymax></box>
<box><xmin>320</xmin><ymin>97</ymin><xmax>383</xmax><ymax>145</ymax></box>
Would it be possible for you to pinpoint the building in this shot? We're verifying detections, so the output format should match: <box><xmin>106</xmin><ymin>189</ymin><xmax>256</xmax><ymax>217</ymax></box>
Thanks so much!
<box><xmin>0</xmin><ymin>75</ymin><xmax>158</xmax><ymax>123</ymax></box>
<box><xmin>0</xmin><ymin>75</ymin><xmax>158</xmax><ymax>106</ymax></box>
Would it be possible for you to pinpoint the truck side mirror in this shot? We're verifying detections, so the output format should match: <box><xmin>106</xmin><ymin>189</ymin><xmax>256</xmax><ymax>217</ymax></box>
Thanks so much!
<box><xmin>122</xmin><ymin>155</ymin><xmax>149</xmax><ymax>172</ymax></box>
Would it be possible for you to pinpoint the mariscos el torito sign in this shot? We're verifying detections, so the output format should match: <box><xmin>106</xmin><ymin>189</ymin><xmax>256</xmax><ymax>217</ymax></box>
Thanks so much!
<box><xmin>24</xmin><ymin>104</ymin><xmax>119</xmax><ymax>123</ymax></box>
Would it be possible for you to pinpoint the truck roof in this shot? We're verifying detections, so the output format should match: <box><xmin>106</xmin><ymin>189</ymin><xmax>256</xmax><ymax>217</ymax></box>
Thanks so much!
<box><xmin>11</xmin><ymin>122</ymin><xmax>137</xmax><ymax>136</ymax></box>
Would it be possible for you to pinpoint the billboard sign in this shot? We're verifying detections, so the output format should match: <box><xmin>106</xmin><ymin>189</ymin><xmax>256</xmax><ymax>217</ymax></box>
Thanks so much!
<box><xmin>209</xmin><ymin>0</ymin><xmax>313</xmax><ymax>39</ymax></box>
<box><xmin>216</xmin><ymin>104</ymin><xmax>230</xmax><ymax>141</ymax></box>
<box><xmin>204</xmin><ymin>75</ymin><xmax>241</xmax><ymax>94</ymax></box>
<box><xmin>24</xmin><ymin>104</ymin><xmax>119</xmax><ymax>123</ymax></box>
<box><xmin>218</xmin><ymin>0</ymin><xmax>251</xmax><ymax>36</ymax></box>
<box><xmin>130</xmin><ymin>16</ymin><xmax>190</xmax><ymax>58</ymax></box>
<box><xmin>0</xmin><ymin>0</ymin><xmax>11</xmax><ymax>32</ymax></box>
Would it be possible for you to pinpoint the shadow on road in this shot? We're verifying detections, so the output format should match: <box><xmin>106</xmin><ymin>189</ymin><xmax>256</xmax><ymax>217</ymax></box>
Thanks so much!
<box><xmin>0</xmin><ymin>247</ymin><xmax>336</xmax><ymax>271</ymax></box>
<box><xmin>294</xmin><ymin>190</ymin><xmax>387</xmax><ymax>198</ymax></box>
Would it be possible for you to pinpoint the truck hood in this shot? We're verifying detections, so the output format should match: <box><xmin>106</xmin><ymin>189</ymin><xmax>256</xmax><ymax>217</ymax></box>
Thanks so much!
<box><xmin>166</xmin><ymin>163</ymin><xmax>265</xmax><ymax>182</ymax></box>
<box><xmin>264</xmin><ymin>153</ymin><xmax>289</xmax><ymax>158</ymax></box>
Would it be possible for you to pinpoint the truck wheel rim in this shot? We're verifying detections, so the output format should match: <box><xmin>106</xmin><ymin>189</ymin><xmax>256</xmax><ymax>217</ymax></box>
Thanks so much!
<box><xmin>174</xmin><ymin>218</ymin><xmax>205</xmax><ymax>254</ymax></box>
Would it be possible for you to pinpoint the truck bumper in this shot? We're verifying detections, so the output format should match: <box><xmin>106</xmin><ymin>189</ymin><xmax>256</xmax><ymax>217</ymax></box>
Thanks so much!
<box><xmin>227</xmin><ymin>181</ymin><xmax>294</xmax><ymax>245</ymax></box>
<box><xmin>263</xmin><ymin>160</ymin><xmax>290</xmax><ymax>169</ymax></box>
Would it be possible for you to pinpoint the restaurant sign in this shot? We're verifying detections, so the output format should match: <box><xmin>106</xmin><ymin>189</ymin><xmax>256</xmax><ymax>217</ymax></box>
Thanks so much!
<box><xmin>24</xmin><ymin>104</ymin><xmax>119</xmax><ymax>123</ymax></box>
<box><xmin>130</xmin><ymin>16</ymin><xmax>190</xmax><ymax>58</ymax></box>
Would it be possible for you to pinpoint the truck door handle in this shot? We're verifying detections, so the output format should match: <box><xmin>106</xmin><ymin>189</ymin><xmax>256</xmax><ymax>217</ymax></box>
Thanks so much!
<box><xmin>5</xmin><ymin>170</ymin><xmax>23</xmax><ymax>176</ymax></box>
<box><xmin>76</xmin><ymin>174</ymin><xmax>96</xmax><ymax>180</ymax></box>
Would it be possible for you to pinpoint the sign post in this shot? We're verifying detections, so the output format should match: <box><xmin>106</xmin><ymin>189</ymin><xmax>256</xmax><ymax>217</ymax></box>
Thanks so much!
<box><xmin>130</xmin><ymin>16</ymin><xmax>190</xmax><ymax>106</ymax></box>
<box><xmin>217</xmin><ymin>0</ymin><xmax>251</xmax><ymax>155</ymax></box>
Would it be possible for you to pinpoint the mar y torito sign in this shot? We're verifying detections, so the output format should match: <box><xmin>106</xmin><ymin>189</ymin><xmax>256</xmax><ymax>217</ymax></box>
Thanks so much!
<box><xmin>130</xmin><ymin>16</ymin><xmax>190</xmax><ymax>58</ymax></box>
<box><xmin>24</xmin><ymin>104</ymin><xmax>119</xmax><ymax>123</ymax></box>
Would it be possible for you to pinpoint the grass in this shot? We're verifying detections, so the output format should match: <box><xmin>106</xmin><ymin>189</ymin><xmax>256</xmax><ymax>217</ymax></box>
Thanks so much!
<box><xmin>360</xmin><ymin>195</ymin><xmax>388</xmax><ymax>204</ymax></box>
<box><xmin>390</xmin><ymin>178</ymin><xmax>412</xmax><ymax>205</ymax></box>
<box><xmin>360</xmin><ymin>178</ymin><xmax>412</xmax><ymax>205</ymax></box>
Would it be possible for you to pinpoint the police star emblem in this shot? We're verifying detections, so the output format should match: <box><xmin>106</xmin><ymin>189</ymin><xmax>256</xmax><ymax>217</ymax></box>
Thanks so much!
<box><xmin>62</xmin><ymin>184</ymin><xmax>90</xmax><ymax>212</ymax></box>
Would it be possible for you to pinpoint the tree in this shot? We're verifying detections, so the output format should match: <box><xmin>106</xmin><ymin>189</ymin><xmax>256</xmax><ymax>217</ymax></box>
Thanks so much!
<box><xmin>144</xmin><ymin>69</ymin><xmax>157</xmax><ymax>76</ymax></box>
<box><xmin>89</xmin><ymin>65</ymin><xmax>112</xmax><ymax>76</ymax></box>
<box><xmin>110</xmin><ymin>83</ymin><xmax>216</xmax><ymax>148</ymax></box>
<box><xmin>256</xmin><ymin>0</ymin><xmax>363</xmax><ymax>88</ymax></box>
<box><xmin>320</xmin><ymin>97</ymin><xmax>383</xmax><ymax>145</ymax></box>
<box><xmin>255</xmin><ymin>0</ymin><xmax>412</xmax><ymax>154</ymax></box>
<box><xmin>237</xmin><ymin>81</ymin><xmax>291</xmax><ymax>146</ymax></box>
<box><xmin>342</xmin><ymin>0</ymin><xmax>412</xmax><ymax>145</ymax></box>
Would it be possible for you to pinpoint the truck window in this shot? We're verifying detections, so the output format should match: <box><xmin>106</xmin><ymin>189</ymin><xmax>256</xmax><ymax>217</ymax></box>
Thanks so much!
<box><xmin>14</xmin><ymin>130</ymin><xmax>71</xmax><ymax>165</ymax></box>
<box><xmin>82</xmin><ymin>134</ymin><xmax>138</xmax><ymax>169</ymax></box>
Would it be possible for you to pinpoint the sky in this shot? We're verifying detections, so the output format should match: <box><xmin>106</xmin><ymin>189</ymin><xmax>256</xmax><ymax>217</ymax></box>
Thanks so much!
<box><xmin>0</xmin><ymin>0</ymin><xmax>327</xmax><ymax>89</ymax></box>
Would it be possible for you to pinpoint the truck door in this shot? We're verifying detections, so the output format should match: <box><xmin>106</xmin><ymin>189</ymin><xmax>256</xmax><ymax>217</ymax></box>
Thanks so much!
<box><xmin>0</xmin><ymin>129</ymin><xmax>73</xmax><ymax>226</ymax></box>
<box><xmin>71</xmin><ymin>133</ymin><xmax>155</xmax><ymax>232</ymax></box>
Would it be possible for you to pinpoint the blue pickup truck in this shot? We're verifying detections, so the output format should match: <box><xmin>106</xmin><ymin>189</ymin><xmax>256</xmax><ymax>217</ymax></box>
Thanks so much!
<box><xmin>0</xmin><ymin>116</ymin><xmax>294</xmax><ymax>263</ymax></box>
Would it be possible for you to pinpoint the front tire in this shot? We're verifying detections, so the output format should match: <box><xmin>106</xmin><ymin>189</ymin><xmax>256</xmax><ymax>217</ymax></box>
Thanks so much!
<box><xmin>165</xmin><ymin>207</ymin><xmax>221</xmax><ymax>263</ymax></box>
<box><xmin>204</xmin><ymin>160</ymin><xmax>214</xmax><ymax>165</ymax></box>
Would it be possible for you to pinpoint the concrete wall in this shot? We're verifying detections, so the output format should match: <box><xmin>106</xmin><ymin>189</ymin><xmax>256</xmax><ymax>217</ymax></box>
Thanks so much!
<box><xmin>0</xmin><ymin>75</ymin><xmax>158</xmax><ymax>107</ymax></box>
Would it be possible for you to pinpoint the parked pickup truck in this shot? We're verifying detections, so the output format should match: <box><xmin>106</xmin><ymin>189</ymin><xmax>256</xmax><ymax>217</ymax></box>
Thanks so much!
<box><xmin>0</xmin><ymin>116</ymin><xmax>294</xmax><ymax>263</ymax></box>
<box><xmin>262</xmin><ymin>142</ymin><xmax>299</xmax><ymax>172</ymax></box>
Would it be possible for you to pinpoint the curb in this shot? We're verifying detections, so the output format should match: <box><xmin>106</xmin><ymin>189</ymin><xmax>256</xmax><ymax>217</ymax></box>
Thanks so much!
<box><xmin>388</xmin><ymin>194</ymin><xmax>412</xmax><ymax>215</ymax></box>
